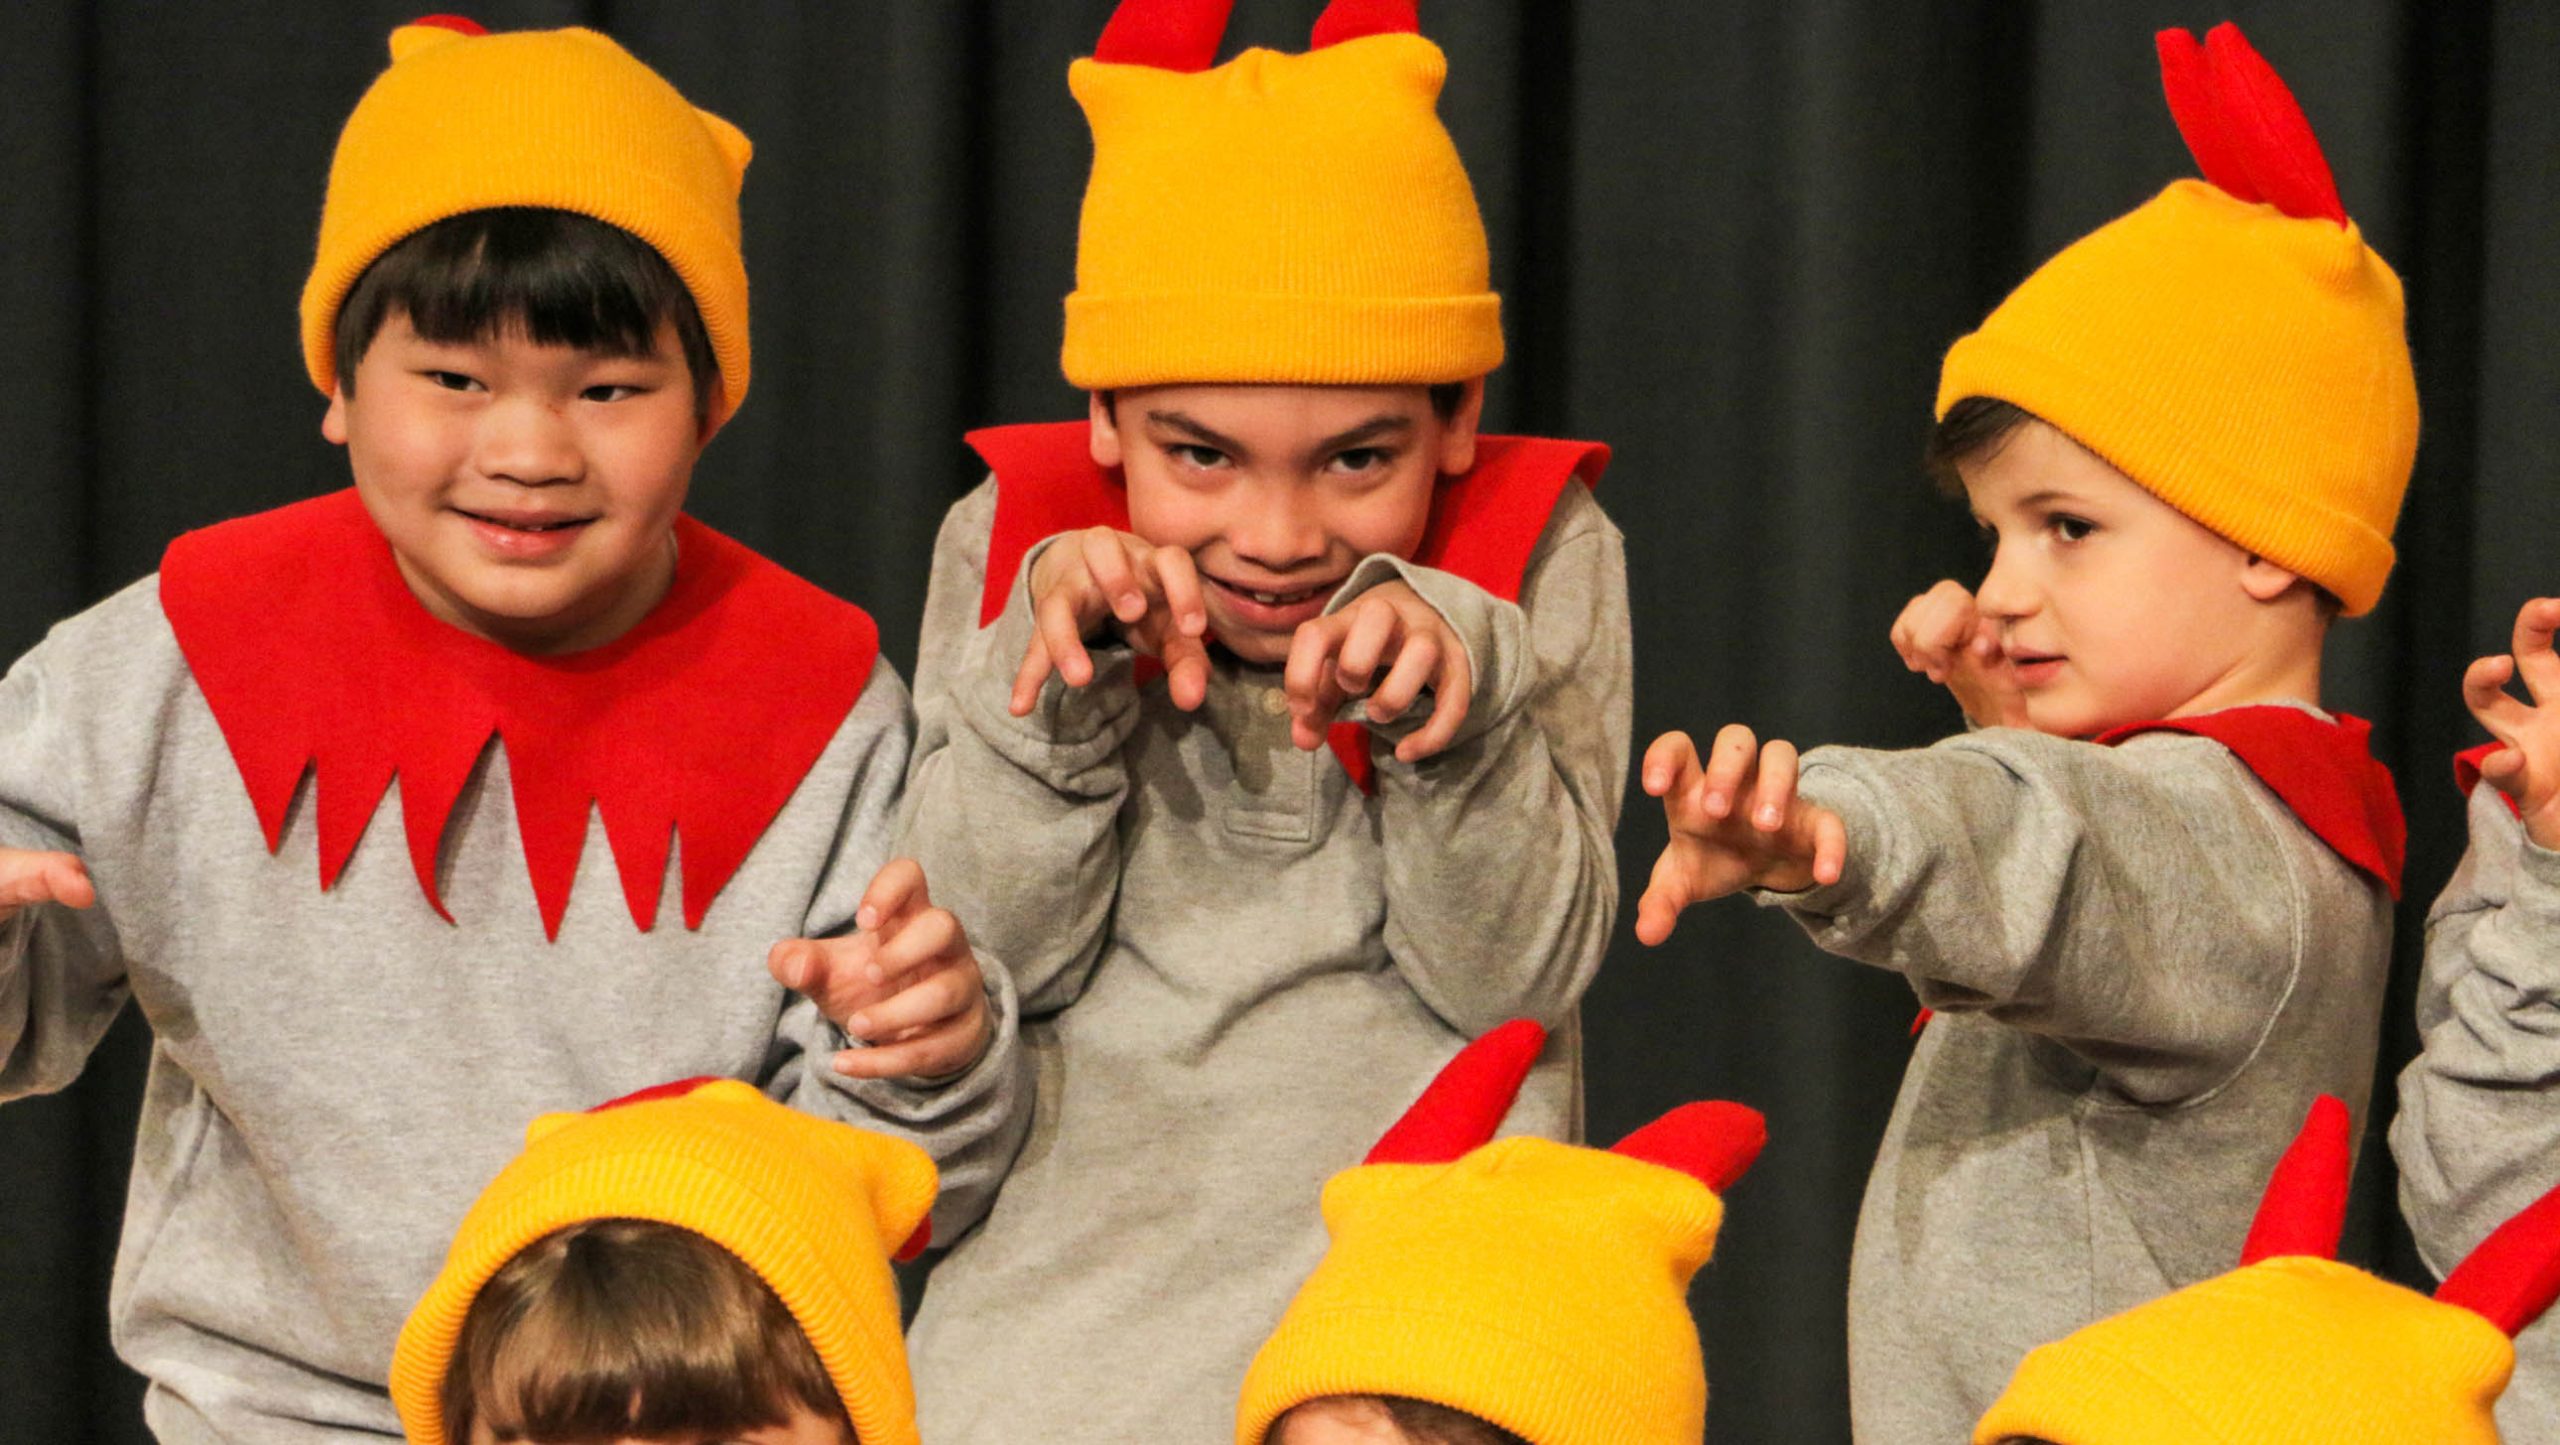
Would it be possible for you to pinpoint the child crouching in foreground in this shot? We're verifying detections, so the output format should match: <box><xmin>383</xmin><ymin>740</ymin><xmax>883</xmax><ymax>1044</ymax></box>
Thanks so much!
<box><xmin>1636</xmin><ymin>26</ymin><xmax>2412</xmax><ymax>1441</ymax></box>
<box><xmin>391</xmin><ymin>1078</ymin><xmax>938</xmax><ymax>1445</ymax></box>
<box><xmin>1978</xmin><ymin>1097</ymin><xmax>2560</xmax><ymax>1445</ymax></box>
<box><xmin>1238</xmin><ymin>1021</ymin><xmax>1766</xmax><ymax>1445</ymax></box>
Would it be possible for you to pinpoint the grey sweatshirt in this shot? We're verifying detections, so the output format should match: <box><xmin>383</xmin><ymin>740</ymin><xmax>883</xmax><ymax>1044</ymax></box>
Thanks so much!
<box><xmin>1766</xmin><ymin>717</ymin><xmax>2393</xmax><ymax>1445</ymax></box>
<box><xmin>0</xmin><ymin>575</ymin><xmax>1028</xmax><ymax>1445</ymax></box>
<box><xmin>896</xmin><ymin>477</ymin><xmax>1630</xmax><ymax>1445</ymax></box>
<box><xmin>2392</xmin><ymin>778</ymin><xmax>2560</xmax><ymax>1442</ymax></box>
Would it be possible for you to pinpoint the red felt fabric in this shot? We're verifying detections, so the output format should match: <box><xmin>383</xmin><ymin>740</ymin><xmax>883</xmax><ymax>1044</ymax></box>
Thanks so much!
<box><xmin>2436</xmin><ymin>1174</ymin><xmax>2560</xmax><ymax>1338</ymax></box>
<box><xmin>160</xmin><ymin>490</ymin><xmax>878</xmax><ymax>940</ymax></box>
<box><xmin>1310</xmin><ymin>0</ymin><xmax>1419</xmax><ymax>49</ymax></box>
<box><xmin>1092</xmin><ymin>0</ymin><xmax>1234</xmax><ymax>72</ymax></box>
<box><xmin>1365</xmin><ymin>1019</ymin><xmax>1547</xmax><ymax>1166</ymax></box>
<box><xmin>2454</xmin><ymin>741</ymin><xmax>2528</xmax><ymax>822</ymax></box>
<box><xmin>409</xmin><ymin>14</ymin><xmax>489</xmax><ymax>38</ymax></box>
<box><xmin>2094</xmin><ymin>707</ymin><xmax>2406</xmax><ymax>899</ymax></box>
<box><xmin>2240</xmin><ymin>1094</ymin><xmax>2351</xmax><ymax>1265</ymax></box>
<box><xmin>962</xmin><ymin>422</ymin><xmax>1609</xmax><ymax>794</ymax></box>
<box><xmin>589</xmin><ymin>1076</ymin><xmax>724</xmax><ymax>1113</ymax></box>
<box><xmin>1610</xmin><ymin>1100</ymin><xmax>1766</xmax><ymax>1194</ymax></box>
<box><xmin>2156</xmin><ymin>24</ymin><xmax>2347</xmax><ymax>227</ymax></box>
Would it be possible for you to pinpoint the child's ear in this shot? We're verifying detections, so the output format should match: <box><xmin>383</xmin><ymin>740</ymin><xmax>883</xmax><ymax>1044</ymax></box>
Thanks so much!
<box><xmin>2240</xmin><ymin>553</ymin><xmax>2306</xmax><ymax>603</ymax></box>
<box><xmin>1435</xmin><ymin>377</ymin><xmax>1485</xmax><ymax>477</ymax></box>
<box><xmin>321</xmin><ymin>387</ymin><xmax>350</xmax><ymax>446</ymax></box>
<box><xmin>1088</xmin><ymin>389</ymin><xmax>1125</xmax><ymax>469</ymax></box>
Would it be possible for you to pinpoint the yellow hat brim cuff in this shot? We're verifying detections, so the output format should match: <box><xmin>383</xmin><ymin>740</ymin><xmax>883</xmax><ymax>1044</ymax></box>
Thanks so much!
<box><xmin>1064</xmin><ymin>291</ymin><xmax>1502</xmax><ymax>390</ymax></box>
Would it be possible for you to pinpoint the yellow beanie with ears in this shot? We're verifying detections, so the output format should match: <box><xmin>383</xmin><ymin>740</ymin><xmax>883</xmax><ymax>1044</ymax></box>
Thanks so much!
<box><xmin>1063</xmin><ymin>0</ymin><xmax>1503</xmax><ymax>389</ymax></box>
<box><xmin>301</xmin><ymin>16</ymin><xmax>755</xmax><ymax>424</ymax></box>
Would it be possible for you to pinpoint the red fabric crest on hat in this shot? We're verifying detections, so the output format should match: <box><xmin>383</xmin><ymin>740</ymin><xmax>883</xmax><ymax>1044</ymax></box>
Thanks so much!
<box><xmin>2156</xmin><ymin>22</ymin><xmax>2348</xmax><ymax>226</ymax></box>
<box><xmin>2240</xmin><ymin>1094</ymin><xmax>2351</xmax><ymax>1265</ymax></box>
<box><xmin>1311</xmin><ymin>0</ymin><xmax>1420</xmax><ymax>49</ymax></box>
<box><xmin>1365</xmin><ymin>1019</ymin><xmax>1548</xmax><ymax>1165</ymax></box>
<box><xmin>1094</xmin><ymin>0</ymin><xmax>1235</xmax><ymax>71</ymax></box>
<box><xmin>1610</xmin><ymin>1100</ymin><xmax>1767</xmax><ymax>1194</ymax></box>
<box><xmin>2436</xmin><ymin>1176</ymin><xmax>2560</xmax><ymax>1338</ymax></box>
<box><xmin>590</xmin><ymin>1077</ymin><xmax>724</xmax><ymax>1113</ymax></box>
<box><xmin>408</xmin><ymin>14</ymin><xmax>488</xmax><ymax>36</ymax></box>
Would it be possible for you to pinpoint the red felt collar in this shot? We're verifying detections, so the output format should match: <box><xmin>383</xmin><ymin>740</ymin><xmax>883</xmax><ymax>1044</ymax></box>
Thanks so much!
<box><xmin>2454</xmin><ymin>742</ymin><xmax>2526</xmax><ymax>820</ymax></box>
<box><xmin>962</xmin><ymin>422</ymin><xmax>1609</xmax><ymax>789</ymax></box>
<box><xmin>159</xmin><ymin>490</ymin><xmax>880</xmax><ymax>938</ymax></box>
<box><xmin>2096</xmin><ymin>707</ymin><xmax>2406</xmax><ymax>899</ymax></box>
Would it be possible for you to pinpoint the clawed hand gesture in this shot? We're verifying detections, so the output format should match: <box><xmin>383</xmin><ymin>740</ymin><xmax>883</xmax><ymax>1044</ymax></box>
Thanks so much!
<box><xmin>1013</xmin><ymin>527</ymin><xmax>1214</xmax><ymax>715</ymax></box>
<box><xmin>767</xmin><ymin>859</ymin><xmax>991</xmax><ymax>1082</ymax></box>
<box><xmin>0</xmin><ymin>847</ymin><xmax>95</xmax><ymax>927</ymax></box>
<box><xmin>1890</xmin><ymin>580</ymin><xmax>2028</xmax><ymax>729</ymax></box>
<box><xmin>1283</xmin><ymin>580</ymin><xmax>1471</xmax><ymax>763</ymax></box>
<box><xmin>1634</xmin><ymin>724</ymin><xmax>1847</xmax><ymax>945</ymax></box>
<box><xmin>2464</xmin><ymin>597</ymin><xmax>2560</xmax><ymax>851</ymax></box>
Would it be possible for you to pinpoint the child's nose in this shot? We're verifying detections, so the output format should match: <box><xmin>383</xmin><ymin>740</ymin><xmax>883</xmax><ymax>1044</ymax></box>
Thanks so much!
<box><xmin>1974</xmin><ymin>545</ymin><xmax>2037</xmax><ymax>620</ymax></box>
<box><xmin>471</xmin><ymin>398</ymin><xmax>584</xmax><ymax>487</ymax></box>
<box><xmin>1228</xmin><ymin>487</ymin><xmax>1325</xmax><ymax>569</ymax></box>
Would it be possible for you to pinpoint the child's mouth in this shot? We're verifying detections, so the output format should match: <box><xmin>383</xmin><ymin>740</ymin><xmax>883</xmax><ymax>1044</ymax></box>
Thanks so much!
<box><xmin>455</xmin><ymin>507</ymin><xmax>596</xmax><ymax>558</ymax></box>
<box><xmin>2007</xmin><ymin>652</ymin><xmax>2066</xmax><ymax>686</ymax></box>
<box><xmin>1205</xmin><ymin>574</ymin><xmax>1338</xmax><ymax>630</ymax></box>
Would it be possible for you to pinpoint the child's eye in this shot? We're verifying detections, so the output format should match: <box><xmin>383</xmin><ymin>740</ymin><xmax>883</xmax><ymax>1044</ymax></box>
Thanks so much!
<box><xmin>424</xmin><ymin>370</ymin><xmax>482</xmax><ymax>393</ymax></box>
<box><xmin>2048</xmin><ymin>514</ymin><xmax>2096</xmax><ymax>542</ymax></box>
<box><xmin>1330</xmin><ymin>447</ymin><xmax>1391</xmax><ymax>474</ymax></box>
<box><xmin>580</xmin><ymin>383</ymin><xmax>644</xmax><ymax>403</ymax></box>
<box><xmin>1167</xmin><ymin>443</ymin><xmax>1227</xmax><ymax>469</ymax></box>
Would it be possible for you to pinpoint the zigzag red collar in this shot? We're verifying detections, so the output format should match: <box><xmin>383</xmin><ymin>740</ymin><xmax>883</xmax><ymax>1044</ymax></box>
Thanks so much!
<box><xmin>159</xmin><ymin>490</ymin><xmax>879</xmax><ymax>938</ymax></box>
<box><xmin>964</xmin><ymin>422</ymin><xmax>1609</xmax><ymax>790</ymax></box>
<box><xmin>2097</xmin><ymin>706</ymin><xmax>2405</xmax><ymax>899</ymax></box>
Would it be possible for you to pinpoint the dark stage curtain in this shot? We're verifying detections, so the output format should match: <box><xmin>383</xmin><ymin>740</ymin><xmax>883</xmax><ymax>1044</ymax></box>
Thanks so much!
<box><xmin>0</xmin><ymin>3</ymin><xmax>2547</xmax><ymax>1441</ymax></box>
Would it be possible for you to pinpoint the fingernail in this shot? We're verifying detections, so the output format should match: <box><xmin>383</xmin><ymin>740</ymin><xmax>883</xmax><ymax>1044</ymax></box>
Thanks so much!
<box><xmin>1758</xmin><ymin>805</ymin><xmax>1782</xmax><ymax>827</ymax></box>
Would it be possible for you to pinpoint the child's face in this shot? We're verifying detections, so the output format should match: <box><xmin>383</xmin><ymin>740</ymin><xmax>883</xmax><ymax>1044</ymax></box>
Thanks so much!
<box><xmin>1960</xmin><ymin>418</ymin><xmax>2302</xmax><ymax>737</ymax></box>
<box><xmin>1091</xmin><ymin>381</ymin><xmax>1483</xmax><ymax>665</ymax></box>
<box><xmin>324</xmin><ymin>311</ymin><xmax>706</xmax><ymax>656</ymax></box>
<box><xmin>464</xmin><ymin>1403</ymin><xmax>854</xmax><ymax>1445</ymax></box>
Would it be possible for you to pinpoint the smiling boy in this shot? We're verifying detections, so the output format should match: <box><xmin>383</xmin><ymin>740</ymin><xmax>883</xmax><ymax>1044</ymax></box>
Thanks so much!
<box><xmin>1633</xmin><ymin>28</ymin><xmax>2412</xmax><ymax>1442</ymax></box>
<box><xmin>893</xmin><ymin>3</ymin><xmax>1627</xmax><ymax>1440</ymax></box>
<box><xmin>0</xmin><ymin>21</ymin><xmax>1022</xmax><ymax>1442</ymax></box>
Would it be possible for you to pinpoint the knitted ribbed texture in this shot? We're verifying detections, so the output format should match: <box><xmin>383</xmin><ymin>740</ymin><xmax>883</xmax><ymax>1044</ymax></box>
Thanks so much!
<box><xmin>1235</xmin><ymin>1138</ymin><xmax>1723</xmax><ymax>1445</ymax></box>
<box><xmin>1064</xmin><ymin>33</ymin><xmax>1502</xmax><ymax>388</ymax></box>
<box><xmin>1937</xmin><ymin>179</ymin><xmax>2416</xmax><ymax>615</ymax></box>
<box><xmin>388</xmin><ymin>1079</ymin><xmax>936</xmax><ymax>1445</ymax></box>
<box><xmin>300</xmin><ymin>22</ymin><xmax>754</xmax><ymax>424</ymax></box>
<box><xmin>1972</xmin><ymin>1257</ymin><xmax>2513</xmax><ymax>1445</ymax></box>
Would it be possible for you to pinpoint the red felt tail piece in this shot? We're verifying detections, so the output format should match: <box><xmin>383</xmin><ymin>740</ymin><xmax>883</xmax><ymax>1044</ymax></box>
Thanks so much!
<box><xmin>2436</xmin><ymin>1177</ymin><xmax>2560</xmax><ymax>1338</ymax></box>
<box><xmin>2240</xmin><ymin>1094</ymin><xmax>2352</xmax><ymax>1265</ymax></box>
<box><xmin>2157</xmin><ymin>28</ymin><xmax>2263</xmax><ymax>205</ymax></box>
<box><xmin>1365</xmin><ymin>1020</ymin><xmax>1547</xmax><ymax>1165</ymax></box>
<box><xmin>1610</xmin><ymin>1101</ymin><xmax>1767</xmax><ymax>1194</ymax></box>
<box><xmin>408</xmin><ymin>13</ymin><xmax>488</xmax><ymax>36</ymax></box>
<box><xmin>1312</xmin><ymin>0</ymin><xmax>1420</xmax><ymax>48</ymax></box>
<box><xmin>895</xmin><ymin>1218</ymin><xmax>933</xmax><ymax>1263</ymax></box>
<box><xmin>1094</xmin><ymin>0</ymin><xmax>1234</xmax><ymax>71</ymax></box>
<box><xmin>589</xmin><ymin>1076</ymin><xmax>723</xmax><ymax>1112</ymax></box>
<box><xmin>2202</xmin><ymin>23</ymin><xmax>2347</xmax><ymax>226</ymax></box>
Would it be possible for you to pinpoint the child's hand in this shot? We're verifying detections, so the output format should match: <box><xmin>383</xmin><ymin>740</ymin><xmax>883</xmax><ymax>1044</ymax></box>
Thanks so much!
<box><xmin>1282</xmin><ymin>581</ymin><xmax>1472</xmax><ymax>763</ymax></box>
<box><xmin>2464</xmin><ymin>597</ymin><xmax>2560</xmax><ymax>851</ymax></box>
<box><xmin>1633</xmin><ymin>725</ymin><xmax>1848</xmax><ymax>945</ymax></box>
<box><xmin>0</xmin><ymin>847</ymin><xmax>94</xmax><ymax>927</ymax></box>
<box><xmin>1013</xmin><ymin>527</ymin><xmax>1213</xmax><ymax>716</ymax></box>
<box><xmin>1890</xmin><ymin>580</ymin><xmax>2029</xmax><ymax>729</ymax></box>
<box><xmin>767</xmin><ymin>859</ymin><xmax>991</xmax><ymax>1082</ymax></box>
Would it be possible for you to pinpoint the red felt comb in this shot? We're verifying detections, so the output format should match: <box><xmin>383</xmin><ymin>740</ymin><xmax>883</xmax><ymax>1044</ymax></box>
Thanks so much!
<box><xmin>2240</xmin><ymin>1094</ymin><xmax>2352</xmax><ymax>1265</ymax></box>
<box><xmin>590</xmin><ymin>1076</ymin><xmax>722</xmax><ymax>1112</ymax></box>
<box><xmin>407</xmin><ymin>13</ymin><xmax>487</xmax><ymax>36</ymax></box>
<box><xmin>1312</xmin><ymin>0</ymin><xmax>1420</xmax><ymax>49</ymax></box>
<box><xmin>1365</xmin><ymin>1020</ymin><xmax>1548</xmax><ymax>1165</ymax></box>
<box><xmin>1094</xmin><ymin>0</ymin><xmax>1235</xmax><ymax>72</ymax></box>
<box><xmin>1610</xmin><ymin>1100</ymin><xmax>1767</xmax><ymax>1193</ymax></box>
<box><xmin>2435</xmin><ymin>1177</ymin><xmax>2560</xmax><ymax>1338</ymax></box>
<box><xmin>2156</xmin><ymin>23</ymin><xmax>2347</xmax><ymax>226</ymax></box>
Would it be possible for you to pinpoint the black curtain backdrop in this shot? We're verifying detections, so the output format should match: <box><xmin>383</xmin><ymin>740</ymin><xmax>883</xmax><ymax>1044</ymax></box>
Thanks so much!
<box><xmin>0</xmin><ymin>3</ymin><xmax>2548</xmax><ymax>1441</ymax></box>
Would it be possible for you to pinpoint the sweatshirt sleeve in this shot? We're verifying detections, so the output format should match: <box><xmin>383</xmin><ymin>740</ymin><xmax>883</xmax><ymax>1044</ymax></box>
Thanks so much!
<box><xmin>1767</xmin><ymin>726</ymin><xmax>2314</xmax><ymax>1105</ymax></box>
<box><xmin>897</xmin><ymin>479</ymin><xmax>1142</xmax><ymax>1017</ymax></box>
<box><xmin>1323</xmin><ymin>481</ymin><xmax>1631</xmax><ymax>1034</ymax></box>
<box><xmin>775</xmin><ymin>656</ymin><xmax>1032</xmax><ymax>1243</ymax></box>
<box><xmin>2391</xmin><ymin>783</ymin><xmax>2560</xmax><ymax>1273</ymax></box>
<box><xmin>0</xmin><ymin>601</ymin><xmax>136</xmax><ymax>1102</ymax></box>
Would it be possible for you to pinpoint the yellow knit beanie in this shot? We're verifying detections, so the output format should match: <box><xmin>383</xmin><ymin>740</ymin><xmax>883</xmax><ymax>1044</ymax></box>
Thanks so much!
<box><xmin>1063</xmin><ymin>0</ymin><xmax>1502</xmax><ymax>389</ymax></box>
<box><xmin>1237</xmin><ymin>1021</ymin><xmax>1766</xmax><ymax>1445</ymax></box>
<box><xmin>389</xmin><ymin>1078</ymin><xmax>937</xmax><ymax>1445</ymax></box>
<box><xmin>1937</xmin><ymin>24</ymin><xmax>2415</xmax><ymax>615</ymax></box>
<box><xmin>1974</xmin><ymin>1096</ymin><xmax>2560</xmax><ymax>1445</ymax></box>
<box><xmin>302</xmin><ymin>16</ymin><xmax>754</xmax><ymax>425</ymax></box>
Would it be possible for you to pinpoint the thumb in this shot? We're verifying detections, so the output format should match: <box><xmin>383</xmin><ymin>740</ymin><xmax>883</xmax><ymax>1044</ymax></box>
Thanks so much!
<box><xmin>0</xmin><ymin>850</ymin><xmax>93</xmax><ymax>912</ymax></box>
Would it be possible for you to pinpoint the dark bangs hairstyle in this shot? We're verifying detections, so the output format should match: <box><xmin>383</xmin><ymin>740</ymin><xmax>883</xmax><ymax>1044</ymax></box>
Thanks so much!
<box><xmin>334</xmin><ymin>208</ymin><xmax>720</xmax><ymax>427</ymax></box>
<box><xmin>1922</xmin><ymin>395</ymin><xmax>2035</xmax><ymax>497</ymax></box>
<box><xmin>1270</xmin><ymin>1397</ymin><xmax>1530</xmax><ymax>1445</ymax></box>
<box><xmin>440</xmin><ymin>1218</ymin><xmax>852</xmax><ymax>1445</ymax></box>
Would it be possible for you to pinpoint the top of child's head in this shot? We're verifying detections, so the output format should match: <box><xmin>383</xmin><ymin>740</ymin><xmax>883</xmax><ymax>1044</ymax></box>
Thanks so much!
<box><xmin>299</xmin><ymin>17</ymin><xmax>756</xmax><ymax>659</ymax></box>
<box><xmin>1090</xmin><ymin>379</ymin><xmax>1485</xmax><ymax>665</ymax></box>
<box><xmin>1265</xmin><ymin>1394</ymin><xmax>1529</xmax><ymax>1445</ymax></box>
<box><xmin>1919</xmin><ymin>394</ymin><xmax>2342</xmax><ymax>739</ymax></box>
<box><xmin>440</xmin><ymin>1216</ymin><xmax>857</xmax><ymax>1445</ymax></box>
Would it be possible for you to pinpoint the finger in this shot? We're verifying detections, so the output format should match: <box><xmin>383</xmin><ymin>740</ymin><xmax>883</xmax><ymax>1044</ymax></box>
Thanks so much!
<box><xmin>2465</xmin><ymin>654</ymin><xmax>2532</xmax><ymax>741</ymax></box>
<box><xmin>2512</xmin><ymin>598</ymin><xmax>2560</xmax><ymax>704</ymax></box>
<box><xmin>1397</xmin><ymin>643</ymin><xmax>1471</xmax><ymax>763</ymax></box>
<box><xmin>1161</xmin><ymin>629</ymin><xmax>1213</xmax><ymax>712</ymax></box>
<box><xmin>1083</xmin><ymin>529</ymin><xmax>1147</xmax><ymax>625</ymax></box>
<box><xmin>1148</xmin><ymin>545</ymin><xmax>1209</xmax><ymax>638</ymax></box>
<box><xmin>856</xmin><ymin>858</ymin><xmax>931</xmax><ymax>935</ymax></box>
<box><xmin>1635</xmin><ymin>847</ymin><xmax>1710</xmax><ymax>946</ymax></box>
<box><xmin>1335</xmin><ymin>601</ymin><xmax>1402</xmax><ymax>697</ymax></box>
<box><xmin>844</xmin><ymin>960</ymin><xmax>980</xmax><ymax>1041</ymax></box>
<box><xmin>1699</xmin><ymin>724</ymin><xmax>1761</xmax><ymax>822</ymax></box>
<box><xmin>767</xmin><ymin>934</ymin><xmax>869</xmax><ymax>1005</ymax></box>
<box><xmin>1809</xmin><ymin>807</ymin><xmax>1848</xmax><ymax>888</ymax></box>
<box><xmin>1642</xmin><ymin>731</ymin><xmax>1702</xmax><ymax>798</ymax></box>
<box><xmin>1035</xmin><ymin>582</ymin><xmax>1100</xmax><ymax>690</ymax></box>
<box><xmin>1285</xmin><ymin>615</ymin><xmax>1353</xmax><ymax>749</ymax></box>
<box><xmin>1009</xmin><ymin>631</ymin><xmax>1058</xmax><ymax>717</ymax></box>
<box><xmin>2475</xmin><ymin>744</ymin><xmax>2526</xmax><ymax>795</ymax></box>
<box><xmin>1367</xmin><ymin>630</ymin><xmax>1438</xmax><ymax>724</ymax></box>
<box><xmin>832</xmin><ymin>1021</ymin><xmax>985</xmax><ymax>1081</ymax></box>
<box><xmin>1749</xmin><ymin>738</ymin><xmax>1801</xmax><ymax>832</ymax></box>
<box><xmin>868</xmin><ymin>905</ymin><xmax>964</xmax><ymax>983</ymax></box>
<box><xmin>0</xmin><ymin>851</ymin><xmax>94</xmax><ymax>911</ymax></box>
